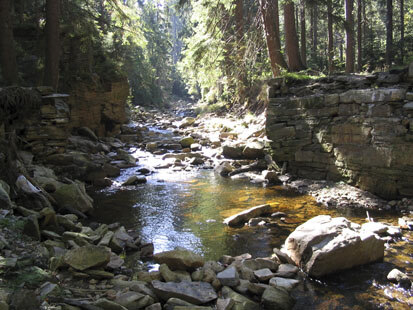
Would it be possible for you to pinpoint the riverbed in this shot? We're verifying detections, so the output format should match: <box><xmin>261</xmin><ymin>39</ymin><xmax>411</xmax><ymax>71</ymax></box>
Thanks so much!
<box><xmin>89</xmin><ymin>122</ymin><xmax>412</xmax><ymax>309</ymax></box>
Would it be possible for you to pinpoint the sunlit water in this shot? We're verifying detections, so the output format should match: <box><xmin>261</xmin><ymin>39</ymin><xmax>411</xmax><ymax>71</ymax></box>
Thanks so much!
<box><xmin>89</xmin><ymin>126</ymin><xmax>412</xmax><ymax>309</ymax></box>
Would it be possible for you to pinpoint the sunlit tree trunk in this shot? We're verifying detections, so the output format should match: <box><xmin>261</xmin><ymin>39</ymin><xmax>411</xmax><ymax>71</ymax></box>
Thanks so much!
<box><xmin>385</xmin><ymin>0</ymin><xmax>393</xmax><ymax>67</ymax></box>
<box><xmin>327</xmin><ymin>0</ymin><xmax>334</xmax><ymax>74</ymax></box>
<box><xmin>0</xmin><ymin>0</ymin><xmax>18</xmax><ymax>85</ymax></box>
<box><xmin>300</xmin><ymin>1</ymin><xmax>306</xmax><ymax>67</ymax></box>
<box><xmin>235</xmin><ymin>0</ymin><xmax>246</xmax><ymax>101</ymax></box>
<box><xmin>284</xmin><ymin>0</ymin><xmax>304</xmax><ymax>71</ymax></box>
<box><xmin>43</xmin><ymin>0</ymin><xmax>61</xmax><ymax>90</ymax></box>
<box><xmin>345</xmin><ymin>0</ymin><xmax>355</xmax><ymax>73</ymax></box>
<box><xmin>400</xmin><ymin>0</ymin><xmax>404</xmax><ymax>64</ymax></box>
<box><xmin>357</xmin><ymin>0</ymin><xmax>362</xmax><ymax>71</ymax></box>
<box><xmin>259</xmin><ymin>0</ymin><xmax>287</xmax><ymax>77</ymax></box>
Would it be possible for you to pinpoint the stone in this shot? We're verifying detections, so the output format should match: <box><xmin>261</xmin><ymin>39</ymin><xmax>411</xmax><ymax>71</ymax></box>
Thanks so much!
<box><xmin>247</xmin><ymin>282</ymin><xmax>270</xmax><ymax>296</ymax></box>
<box><xmin>274</xmin><ymin>264</ymin><xmax>299</xmax><ymax>278</ymax></box>
<box><xmin>242</xmin><ymin>141</ymin><xmax>265</xmax><ymax>159</ymax></box>
<box><xmin>122</xmin><ymin>175</ymin><xmax>147</xmax><ymax>186</ymax></box>
<box><xmin>145</xmin><ymin>303</ymin><xmax>162</xmax><ymax>310</ymax></box>
<box><xmin>254</xmin><ymin>268</ymin><xmax>274</xmax><ymax>282</ymax></box>
<box><xmin>261</xmin><ymin>286</ymin><xmax>294</xmax><ymax>310</ymax></box>
<box><xmin>216</xmin><ymin>298</ymin><xmax>234</xmax><ymax>310</ymax></box>
<box><xmin>23</xmin><ymin>215</ymin><xmax>41</xmax><ymax>241</ymax></box>
<box><xmin>269</xmin><ymin>277</ymin><xmax>300</xmax><ymax>291</ymax></box>
<box><xmin>242</xmin><ymin>258</ymin><xmax>279</xmax><ymax>271</ymax></box>
<box><xmin>409</xmin><ymin>62</ymin><xmax>413</xmax><ymax>78</ymax></box>
<box><xmin>94</xmin><ymin>298</ymin><xmax>128</xmax><ymax>310</ymax></box>
<box><xmin>146</xmin><ymin>142</ymin><xmax>158</xmax><ymax>152</ymax></box>
<box><xmin>179</xmin><ymin>117</ymin><xmax>196</xmax><ymax>128</ymax></box>
<box><xmin>263</xmin><ymin>170</ymin><xmax>282</xmax><ymax>185</ymax></box>
<box><xmin>0</xmin><ymin>181</ymin><xmax>12</xmax><ymax>209</ymax></box>
<box><xmin>0</xmin><ymin>301</ymin><xmax>8</xmax><ymax>310</ymax></box>
<box><xmin>223</xmin><ymin>204</ymin><xmax>272</xmax><ymax>227</ymax></box>
<box><xmin>285</xmin><ymin>215</ymin><xmax>385</xmax><ymax>277</ymax></box>
<box><xmin>217</xmin><ymin>266</ymin><xmax>240</xmax><ymax>287</ymax></box>
<box><xmin>115</xmin><ymin>291</ymin><xmax>150</xmax><ymax>309</ymax></box>
<box><xmin>151</xmin><ymin>280</ymin><xmax>217</xmax><ymax>305</ymax></box>
<box><xmin>387</xmin><ymin>269</ymin><xmax>411</xmax><ymax>288</ymax></box>
<box><xmin>154</xmin><ymin>248</ymin><xmax>204</xmax><ymax>271</ymax></box>
<box><xmin>85</xmin><ymin>269</ymin><xmax>114</xmax><ymax>279</ymax></box>
<box><xmin>107</xmin><ymin>252</ymin><xmax>125</xmax><ymax>270</ymax></box>
<box><xmin>52</xmin><ymin>181</ymin><xmax>93</xmax><ymax>214</ymax></box>
<box><xmin>222</xmin><ymin>144</ymin><xmax>244</xmax><ymax>159</ymax></box>
<box><xmin>98</xmin><ymin>231</ymin><xmax>114</xmax><ymax>247</ymax></box>
<box><xmin>9</xmin><ymin>289</ymin><xmax>40</xmax><ymax>310</ymax></box>
<box><xmin>77</xmin><ymin>127</ymin><xmax>98</xmax><ymax>141</ymax></box>
<box><xmin>64</xmin><ymin>245</ymin><xmax>110</xmax><ymax>271</ymax></box>
<box><xmin>180</xmin><ymin>136</ymin><xmax>195</xmax><ymax>148</ymax></box>
<box><xmin>160</xmin><ymin>264</ymin><xmax>192</xmax><ymax>282</ymax></box>
<box><xmin>221</xmin><ymin>286</ymin><xmax>259</xmax><ymax>310</ymax></box>
<box><xmin>39</xmin><ymin>282</ymin><xmax>60</xmax><ymax>299</ymax></box>
<box><xmin>215</xmin><ymin>162</ymin><xmax>234</xmax><ymax>177</ymax></box>
<box><xmin>361</xmin><ymin>222</ymin><xmax>389</xmax><ymax>235</ymax></box>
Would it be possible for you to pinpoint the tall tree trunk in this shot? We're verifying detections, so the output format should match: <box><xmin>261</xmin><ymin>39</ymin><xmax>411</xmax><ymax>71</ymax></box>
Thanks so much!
<box><xmin>300</xmin><ymin>1</ymin><xmax>306</xmax><ymax>66</ymax></box>
<box><xmin>43</xmin><ymin>0</ymin><xmax>61</xmax><ymax>90</ymax></box>
<box><xmin>312</xmin><ymin>4</ymin><xmax>318</xmax><ymax>58</ymax></box>
<box><xmin>400</xmin><ymin>0</ymin><xmax>404</xmax><ymax>63</ymax></box>
<box><xmin>259</xmin><ymin>0</ymin><xmax>288</xmax><ymax>77</ymax></box>
<box><xmin>327</xmin><ymin>0</ymin><xmax>334</xmax><ymax>74</ymax></box>
<box><xmin>385</xmin><ymin>0</ymin><xmax>393</xmax><ymax>67</ymax></box>
<box><xmin>0</xmin><ymin>0</ymin><xmax>18</xmax><ymax>85</ymax></box>
<box><xmin>235</xmin><ymin>0</ymin><xmax>246</xmax><ymax>101</ymax></box>
<box><xmin>357</xmin><ymin>0</ymin><xmax>362</xmax><ymax>71</ymax></box>
<box><xmin>345</xmin><ymin>0</ymin><xmax>355</xmax><ymax>73</ymax></box>
<box><xmin>284</xmin><ymin>0</ymin><xmax>304</xmax><ymax>71</ymax></box>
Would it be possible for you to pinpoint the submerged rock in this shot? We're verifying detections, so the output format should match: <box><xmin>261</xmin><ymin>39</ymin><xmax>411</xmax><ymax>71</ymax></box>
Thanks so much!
<box><xmin>285</xmin><ymin>215</ymin><xmax>385</xmax><ymax>277</ymax></box>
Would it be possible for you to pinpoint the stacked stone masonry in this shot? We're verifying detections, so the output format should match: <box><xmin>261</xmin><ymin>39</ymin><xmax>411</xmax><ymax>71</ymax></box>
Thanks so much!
<box><xmin>266</xmin><ymin>73</ymin><xmax>413</xmax><ymax>199</ymax></box>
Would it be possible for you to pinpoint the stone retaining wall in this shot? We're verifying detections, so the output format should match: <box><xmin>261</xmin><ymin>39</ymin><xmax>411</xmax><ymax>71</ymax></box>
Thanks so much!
<box><xmin>266</xmin><ymin>74</ymin><xmax>413</xmax><ymax>199</ymax></box>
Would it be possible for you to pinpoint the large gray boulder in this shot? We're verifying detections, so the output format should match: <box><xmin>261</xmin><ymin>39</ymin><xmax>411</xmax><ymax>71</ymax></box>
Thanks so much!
<box><xmin>154</xmin><ymin>248</ymin><xmax>204</xmax><ymax>271</ymax></box>
<box><xmin>262</xmin><ymin>286</ymin><xmax>294</xmax><ymax>310</ymax></box>
<box><xmin>0</xmin><ymin>180</ymin><xmax>12</xmax><ymax>209</ymax></box>
<box><xmin>151</xmin><ymin>281</ymin><xmax>217</xmax><ymax>305</ymax></box>
<box><xmin>284</xmin><ymin>215</ymin><xmax>384</xmax><ymax>277</ymax></box>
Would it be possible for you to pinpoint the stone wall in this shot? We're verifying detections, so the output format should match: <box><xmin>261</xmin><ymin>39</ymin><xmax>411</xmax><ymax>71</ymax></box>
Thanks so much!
<box><xmin>67</xmin><ymin>80</ymin><xmax>129</xmax><ymax>137</ymax></box>
<box><xmin>266</xmin><ymin>73</ymin><xmax>413</xmax><ymax>199</ymax></box>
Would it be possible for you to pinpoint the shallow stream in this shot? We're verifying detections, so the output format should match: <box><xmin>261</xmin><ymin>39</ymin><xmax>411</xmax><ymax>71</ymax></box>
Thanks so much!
<box><xmin>89</xmin><ymin>125</ymin><xmax>412</xmax><ymax>309</ymax></box>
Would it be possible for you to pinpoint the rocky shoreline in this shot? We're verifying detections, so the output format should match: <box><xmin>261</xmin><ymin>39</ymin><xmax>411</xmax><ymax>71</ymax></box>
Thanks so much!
<box><xmin>0</xmin><ymin>102</ymin><xmax>412</xmax><ymax>309</ymax></box>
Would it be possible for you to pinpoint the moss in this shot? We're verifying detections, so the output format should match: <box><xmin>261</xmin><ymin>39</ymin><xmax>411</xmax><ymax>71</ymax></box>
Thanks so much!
<box><xmin>8</xmin><ymin>266</ymin><xmax>51</xmax><ymax>288</ymax></box>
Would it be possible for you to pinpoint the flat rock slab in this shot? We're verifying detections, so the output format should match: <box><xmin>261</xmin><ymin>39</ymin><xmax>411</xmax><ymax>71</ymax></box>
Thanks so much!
<box><xmin>152</xmin><ymin>280</ymin><xmax>217</xmax><ymax>305</ymax></box>
<box><xmin>154</xmin><ymin>248</ymin><xmax>204</xmax><ymax>271</ymax></box>
<box><xmin>217</xmin><ymin>266</ymin><xmax>240</xmax><ymax>287</ymax></box>
<box><xmin>223</xmin><ymin>204</ymin><xmax>272</xmax><ymax>227</ymax></box>
<box><xmin>64</xmin><ymin>245</ymin><xmax>110</xmax><ymax>271</ymax></box>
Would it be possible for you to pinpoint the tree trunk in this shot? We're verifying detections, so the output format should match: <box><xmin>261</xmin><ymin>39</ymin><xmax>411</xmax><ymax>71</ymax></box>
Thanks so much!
<box><xmin>300</xmin><ymin>1</ymin><xmax>306</xmax><ymax>67</ymax></box>
<box><xmin>345</xmin><ymin>0</ymin><xmax>355</xmax><ymax>73</ymax></box>
<box><xmin>259</xmin><ymin>0</ymin><xmax>288</xmax><ymax>77</ymax></box>
<box><xmin>235</xmin><ymin>0</ymin><xmax>246</xmax><ymax>101</ymax></box>
<box><xmin>400</xmin><ymin>0</ymin><xmax>404</xmax><ymax>63</ymax></box>
<box><xmin>0</xmin><ymin>0</ymin><xmax>18</xmax><ymax>85</ymax></box>
<box><xmin>385</xmin><ymin>0</ymin><xmax>393</xmax><ymax>67</ymax></box>
<box><xmin>327</xmin><ymin>0</ymin><xmax>334</xmax><ymax>74</ymax></box>
<box><xmin>357</xmin><ymin>0</ymin><xmax>362</xmax><ymax>71</ymax></box>
<box><xmin>43</xmin><ymin>0</ymin><xmax>61</xmax><ymax>90</ymax></box>
<box><xmin>312</xmin><ymin>4</ymin><xmax>318</xmax><ymax>58</ymax></box>
<box><xmin>284</xmin><ymin>1</ymin><xmax>304</xmax><ymax>71</ymax></box>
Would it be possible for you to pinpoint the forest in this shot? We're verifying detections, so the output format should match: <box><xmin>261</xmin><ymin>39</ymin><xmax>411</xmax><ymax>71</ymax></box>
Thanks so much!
<box><xmin>0</xmin><ymin>1</ymin><xmax>413</xmax><ymax>310</ymax></box>
<box><xmin>1</xmin><ymin>0</ymin><xmax>412</xmax><ymax>109</ymax></box>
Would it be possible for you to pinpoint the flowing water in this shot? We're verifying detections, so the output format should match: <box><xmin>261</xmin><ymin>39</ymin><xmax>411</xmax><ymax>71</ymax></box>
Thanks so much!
<box><xmin>89</xmin><ymin>125</ymin><xmax>412</xmax><ymax>309</ymax></box>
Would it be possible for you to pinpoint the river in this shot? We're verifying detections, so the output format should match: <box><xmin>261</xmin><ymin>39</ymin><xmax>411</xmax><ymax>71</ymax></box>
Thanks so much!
<box><xmin>89</xmin><ymin>123</ymin><xmax>412</xmax><ymax>309</ymax></box>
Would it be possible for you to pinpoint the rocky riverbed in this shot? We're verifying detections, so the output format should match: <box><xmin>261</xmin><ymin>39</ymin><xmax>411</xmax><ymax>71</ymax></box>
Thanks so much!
<box><xmin>0</xmin><ymin>102</ymin><xmax>412</xmax><ymax>309</ymax></box>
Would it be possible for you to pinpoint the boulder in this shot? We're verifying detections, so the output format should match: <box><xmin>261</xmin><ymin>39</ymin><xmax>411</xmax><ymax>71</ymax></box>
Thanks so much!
<box><xmin>223</xmin><ymin>204</ymin><xmax>272</xmax><ymax>227</ymax></box>
<box><xmin>215</xmin><ymin>162</ymin><xmax>234</xmax><ymax>177</ymax></box>
<box><xmin>274</xmin><ymin>264</ymin><xmax>298</xmax><ymax>278</ymax></box>
<box><xmin>221</xmin><ymin>286</ymin><xmax>259</xmax><ymax>310</ymax></box>
<box><xmin>242</xmin><ymin>141</ymin><xmax>265</xmax><ymax>159</ymax></box>
<box><xmin>222</xmin><ymin>144</ymin><xmax>244</xmax><ymax>159</ymax></box>
<box><xmin>387</xmin><ymin>269</ymin><xmax>411</xmax><ymax>288</ymax></box>
<box><xmin>77</xmin><ymin>127</ymin><xmax>98</xmax><ymax>141</ymax></box>
<box><xmin>121</xmin><ymin>175</ymin><xmax>147</xmax><ymax>186</ymax></box>
<box><xmin>180</xmin><ymin>136</ymin><xmax>195</xmax><ymax>148</ymax></box>
<box><xmin>269</xmin><ymin>277</ymin><xmax>300</xmax><ymax>291</ymax></box>
<box><xmin>94</xmin><ymin>298</ymin><xmax>127</xmax><ymax>310</ymax></box>
<box><xmin>409</xmin><ymin>62</ymin><xmax>413</xmax><ymax>79</ymax></box>
<box><xmin>23</xmin><ymin>215</ymin><xmax>41</xmax><ymax>241</ymax></box>
<box><xmin>52</xmin><ymin>181</ymin><xmax>93</xmax><ymax>214</ymax></box>
<box><xmin>254</xmin><ymin>268</ymin><xmax>274</xmax><ymax>282</ymax></box>
<box><xmin>216</xmin><ymin>267</ymin><xmax>240</xmax><ymax>287</ymax></box>
<box><xmin>285</xmin><ymin>215</ymin><xmax>385</xmax><ymax>277</ymax></box>
<box><xmin>0</xmin><ymin>181</ymin><xmax>12</xmax><ymax>209</ymax></box>
<box><xmin>261</xmin><ymin>286</ymin><xmax>294</xmax><ymax>310</ymax></box>
<box><xmin>179</xmin><ymin>117</ymin><xmax>196</xmax><ymax>128</ymax></box>
<box><xmin>154</xmin><ymin>248</ymin><xmax>204</xmax><ymax>271</ymax></box>
<box><xmin>151</xmin><ymin>281</ymin><xmax>217</xmax><ymax>305</ymax></box>
<box><xmin>64</xmin><ymin>245</ymin><xmax>110</xmax><ymax>271</ymax></box>
<box><xmin>160</xmin><ymin>264</ymin><xmax>192</xmax><ymax>282</ymax></box>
